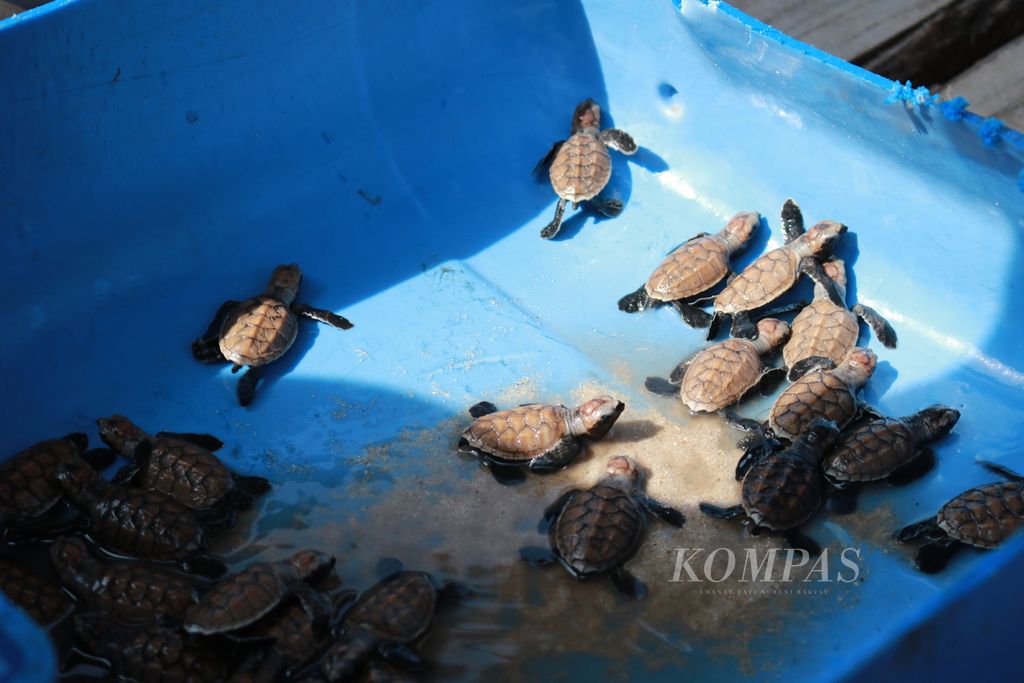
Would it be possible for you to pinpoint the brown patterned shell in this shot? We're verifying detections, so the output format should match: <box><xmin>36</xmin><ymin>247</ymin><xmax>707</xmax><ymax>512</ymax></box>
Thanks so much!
<box><xmin>135</xmin><ymin>437</ymin><xmax>233</xmax><ymax>510</ymax></box>
<box><xmin>0</xmin><ymin>560</ymin><xmax>71</xmax><ymax>625</ymax></box>
<box><xmin>461</xmin><ymin>404</ymin><xmax>569</xmax><ymax>462</ymax></box>
<box><xmin>243</xmin><ymin>598</ymin><xmax>322</xmax><ymax>663</ymax></box>
<box><xmin>0</xmin><ymin>438</ymin><xmax>83</xmax><ymax>523</ymax></box>
<box><xmin>937</xmin><ymin>481</ymin><xmax>1024</xmax><ymax>548</ymax></box>
<box><xmin>219</xmin><ymin>295</ymin><xmax>298</xmax><ymax>367</ymax></box>
<box><xmin>742</xmin><ymin>454</ymin><xmax>822</xmax><ymax>530</ymax></box>
<box><xmin>769</xmin><ymin>371</ymin><xmax>858</xmax><ymax>440</ymax></box>
<box><xmin>824</xmin><ymin>419</ymin><xmax>916</xmax><ymax>482</ymax></box>
<box><xmin>548</xmin><ymin>132</ymin><xmax>612</xmax><ymax>202</ymax></box>
<box><xmin>75</xmin><ymin>618</ymin><xmax>226</xmax><ymax>683</ymax></box>
<box><xmin>714</xmin><ymin>247</ymin><xmax>800</xmax><ymax>314</ymax></box>
<box><xmin>553</xmin><ymin>483</ymin><xmax>645</xmax><ymax>575</ymax></box>
<box><xmin>345</xmin><ymin>571</ymin><xmax>437</xmax><ymax>643</ymax></box>
<box><xmin>644</xmin><ymin>236</ymin><xmax>730</xmax><ymax>301</ymax></box>
<box><xmin>50</xmin><ymin>537</ymin><xmax>197</xmax><ymax>623</ymax></box>
<box><xmin>783</xmin><ymin>300</ymin><xmax>859</xmax><ymax>369</ymax></box>
<box><xmin>184</xmin><ymin>560</ymin><xmax>298</xmax><ymax>634</ymax></box>
<box><xmin>680</xmin><ymin>338</ymin><xmax>764</xmax><ymax>413</ymax></box>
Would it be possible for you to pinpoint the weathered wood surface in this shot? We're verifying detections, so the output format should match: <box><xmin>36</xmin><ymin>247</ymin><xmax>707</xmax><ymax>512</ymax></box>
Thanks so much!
<box><xmin>942</xmin><ymin>33</ymin><xmax>1024</xmax><ymax>131</ymax></box>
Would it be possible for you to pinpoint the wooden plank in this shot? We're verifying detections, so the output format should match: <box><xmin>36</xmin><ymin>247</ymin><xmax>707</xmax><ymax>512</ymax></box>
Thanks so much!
<box><xmin>856</xmin><ymin>0</ymin><xmax>1024</xmax><ymax>85</ymax></box>
<box><xmin>942</xmin><ymin>33</ymin><xmax>1024</xmax><ymax>132</ymax></box>
<box><xmin>727</xmin><ymin>0</ymin><xmax>951</xmax><ymax>62</ymax></box>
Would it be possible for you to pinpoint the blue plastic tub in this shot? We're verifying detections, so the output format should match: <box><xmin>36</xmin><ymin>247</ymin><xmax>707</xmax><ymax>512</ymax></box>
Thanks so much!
<box><xmin>2</xmin><ymin>1</ymin><xmax>1024</xmax><ymax>681</ymax></box>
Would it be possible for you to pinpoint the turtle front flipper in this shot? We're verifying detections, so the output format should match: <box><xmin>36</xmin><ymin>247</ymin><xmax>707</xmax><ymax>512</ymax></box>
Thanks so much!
<box><xmin>597</xmin><ymin>128</ymin><xmax>637</xmax><ymax>155</ymax></box>
<box><xmin>886</xmin><ymin>448</ymin><xmax>936</xmax><ymax>486</ymax></box>
<box><xmin>852</xmin><ymin>303</ymin><xmax>897</xmax><ymax>349</ymax></box>
<box><xmin>746</xmin><ymin>367</ymin><xmax>787</xmax><ymax>399</ymax></box>
<box><xmin>519</xmin><ymin>546</ymin><xmax>557</xmax><ymax>567</ymax></box>
<box><xmin>698</xmin><ymin>503</ymin><xmax>745</xmax><ymax>520</ymax></box>
<box><xmin>533</xmin><ymin>140</ymin><xmax>565</xmax><ymax>176</ymax></box>
<box><xmin>80</xmin><ymin>447</ymin><xmax>118</xmax><ymax>471</ymax></box>
<box><xmin>183</xmin><ymin>555</ymin><xmax>228</xmax><ymax>580</ymax></box>
<box><xmin>232</xmin><ymin>473</ymin><xmax>273</xmax><ymax>498</ymax></box>
<box><xmin>672</xmin><ymin>300</ymin><xmax>713</xmax><ymax>328</ymax></box>
<box><xmin>538</xmin><ymin>489</ymin><xmax>580</xmax><ymax>533</ymax></box>
<box><xmin>788</xmin><ymin>355</ymin><xmax>835</xmax><ymax>381</ymax></box>
<box><xmin>780</xmin><ymin>199</ymin><xmax>805</xmax><ymax>243</ymax></box>
<box><xmin>292</xmin><ymin>303</ymin><xmax>354</xmax><ymax>330</ymax></box>
<box><xmin>719</xmin><ymin>410</ymin><xmax>764</xmax><ymax>433</ymax></box>
<box><xmin>609</xmin><ymin>567</ymin><xmax>647</xmax><ymax>598</ymax></box>
<box><xmin>668</xmin><ymin>351</ymin><xmax>700</xmax><ymax>385</ymax></box>
<box><xmin>637</xmin><ymin>494</ymin><xmax>685</xmax><ymax>528</ymax></box>
<box><xmin>730</xmin><ymin>311</ymin><xmax>757</xmax><ymax>340</ymax></box>
<box><xmin>644</xmin><ymin>376</ymin><xmax>679</xmax><ymax>397</ymax></box>
<box><xmin>978</xmin><ymin>460</ymin><xmax>1024</xmax><ymax>481</ymax></box>
<box><xmin>237</xmin><ymin>366</ymin><xmax>263</xmax><ymax>407</ymax></box>
<box><xmin>155</xmin><ymin>432</ymin><xmax>225</xmax><ymax>451</ymax></box>
<box><xmin>109</xmin><ymin>439</ymin><xmax>154</xmax><ymax>485</ymax></box>
<box><xmin>915</xmin><ymin>539</ymin><xmax>961</xmax><ymax>573</ymax></box>
<box><xmin>895</xmin><ymin>517</ymin><xmax>945</xmax><ymax>544</ymax></box>
<box><xmin>618</xmin><ymin>285</ymin><xmax>653</xmax><ymax>313</ymax></box>
<box><xmin>800</xmin><ymin>258</ymin><xmax>845</xmax><ymax>306</ymax></box>
<box><xmin>706</xmin><ymin>312</ymin><xmax>724</xmax><ymax>341</ymax></box>
<box><xmin>292</xmin><ymin>582</ymin><xmax>333</xmax><ymax>634</ymax></box>
<box><xmin>467</xmin><ymin>401</ymin><xmax>498</xmax><ymax>418</ymax></box>
<box><xmin>528</xmin><ymin>436</ymin><xmax>581</xmax><ymax>473</ymax></box>
<box><xmin>540</xmin><ymin>199</ymin><xmax>567</xmax><ymax>239</ymax></box>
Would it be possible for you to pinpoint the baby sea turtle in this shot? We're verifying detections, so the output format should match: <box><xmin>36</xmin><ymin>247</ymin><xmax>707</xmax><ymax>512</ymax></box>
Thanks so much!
<box><xmin>457</xmin><ymin>395</ymin><xmax>625</xmax><ymax>485</ymax></box>
<box><xmin>184</xmin><ymin>549</ymin><xmax>335</xmax><ymax>635</ymax></box>
<box><xmin>322</xmin><ymin>570</ymin><xmax>448</xmax><ymax>681</ymax></box>
<box><xmin>520</xmin><ymin>455</ymin><xmax>684</xmax><ymax>597</ymax></box>
<box><xmin>617</xmin><ymin>212</ymin><xmax>760</xmax><ymax>327</ymax></box>
<box><xmin>0</xmin><ymin>559</ymin><xmax>72</xmax><ymax>626</ymax></box>
<box><xmin>782</xmin><ymin>258</ymin><xmax>896</xmax><ymax>381</ymax></box>
<box><xmin>896</xmin><ymin>461</ymin><xmax>1024</xmax><ymax>573</ymax></box>
<box><xmin>708</xmin><ymin>200</ymin><xmax>847</xmax><ymax>340</ymax></box>
<box><xmin>74</xmin><ymin>613</ymin><xmax>227</xmax><ymax>683</ymax></box>
<box><xmin>824</xmin><ymin>405</ymin><xmax>960</xmax><ymax>513</ymax></box>
<box><xmin>0</xmin><ymin>434</ymin><xmax>114</xmax><ymax>532</ymax></box>
<box><xmin>98</xmin><ymin>414</ymin><xmax>270</xmax><ymax>526</ymax></box>
<box><xmin>700</xmin><ymin>419</ymin><xmax>840</xmax><ymax>554</ymax></box>
<box><xmin>535</xmin><ymin>98</ymin><xmax>637</xmax><ymax>239</ymax></box>
<box><xmin>50</xmin><ymin>535</ymin><xmax>198</xmax><ymax>623</ymax></box>
<box><xmin>645</xmin><ymin>318</ymin><xmax>790</xmax><ymax>413</ymax></box>
<box><xmin>54</xmin><ymin>459</ymin><xmax>223</xmax><ymax>577</ymax></box>
<box><xmin>191</xmin><ymin>264</ymin><xmax>354</xmax><ymax>406</ymax></box>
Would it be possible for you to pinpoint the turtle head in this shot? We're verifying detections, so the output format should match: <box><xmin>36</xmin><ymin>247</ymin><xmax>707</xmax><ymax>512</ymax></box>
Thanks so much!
<box><xmin>842</xmin><ymin>347</ymin><xmax>877</xmax><ymax>382</ymax></box>
<box><xmin>289</xmin><ymin>549</ymin><xmax>335</xmax><ymax>581</ymax></box>
<box><xmin>573</xmin><ymin>395</ymin><xmax>625</xmax><ymax>440</ymax></box>
<box><xmin>802</xmin><ymin>220</ymin><xmax>847</xmax><ymax>257</ymax></box>
<box><xmin>268</xmin><ymin>264</ymin><xmax>303</xmax><ymax>304</ymax></box>
<box><xmin>753</xmin><ymin>318</ymin><xmax>791</xmax><ymax>351</ymax></box>
<box><xmin>571</xmin><ymin>98</ymin><xmax>601</xmax><ymax>134</ymax></box>
<box><xmin>916</xmin><ymin>404</ymin><xmax>961</xmax><ymax>439</ymax></box>
<box><xmin>822</xmin><ymin>259</ymin><xmax>847</xmax><ymax>288</ymax></box>
<box><xmin>718</xmin><ymin>212</ymin><xmax>760</xmax><ymax>252</ymax></box>
<box><xmin>97</xmin><ymin>414</ymin><xmax>146</xmax><ymax>454</ymax></box>
<box><xmin>605</xmin><ymin>455</ymin><xmax>641</xmax><ymax>485</ymax></box>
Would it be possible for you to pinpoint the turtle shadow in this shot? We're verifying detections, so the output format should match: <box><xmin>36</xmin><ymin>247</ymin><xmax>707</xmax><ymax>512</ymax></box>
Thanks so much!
<box><xmin>630</xmin><ymin>146</ymin><xmax>669</xmax><ymax>174</ymax></box>
<box><xmin>862</xmin><ymin>360</ymin><xmax>898</xmax><ymax>406</ymax></box>
<box><xmin>604</xmin><ymin>419</ymin><xmax>662</xmax><ymax>444</ymax></box>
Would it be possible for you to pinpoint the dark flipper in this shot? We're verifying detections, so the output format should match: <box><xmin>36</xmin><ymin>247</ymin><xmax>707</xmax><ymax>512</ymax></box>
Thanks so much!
<box><xmin>468</xmin><ymin>401</ymin><xmax>498</xmax><ymax>418</ymax></box>
<box><xmin>735</xmin><ymin>429</ymin><xmax>783</xmax><ymax>480</ymax></box>
<box><xmin>378</xmin><ymin>642</ymin><xmax>425</xmax><ymax>670</ymax></box>
<box><xmin>155</xmin><ymin>432</ymin><xmax>224</xmax><ymax>452</ymax></box>
<box><xmin>977</xmin><ymin>460</ymin><xmax>1024</xmax><ymax>482</ymax></box>
<box><xmin>519</xmin><ymin>546</ymin><xmax>557</xmax><ymax>567</ymax></box>
<box><xmin>730</xmin><ymin>311</ymin><xmax>757</xmax><ymax>340</ymax></box>
<box><xmin>192</xmin><ymin>300</ymin><xmax>238</xmax><ymax>363</ymax></box>
<box><xmin>533</xmin><ymin>140</ymin><xmax>565</xmax><ymax>176</ymax></box>
<box><xmin>800</xmin><ymin>258</ymin><xmax>845</xmax><ymax>306</ymax></box>
<box><xmin>609</xmin><ymin>567</ymin><xmax>647</xmax><ymax>598</ymax></box>
<box><xmin>292</xmin><ymin>303</ymin><xmax>353</xmax><ymax>330</ymax></box>
<box><xmin>110</xmin><ymin>463</ymin><xmax>141</xmax><ymax>487</ymax></box>
<box><xmin>644</xmin><ymin>376</ymin><xmax>679</xmax><ymax>397</ymax></box>
<box><xmin>80</xmin><ymin>448</ymin><xmax>117</xmax><ymax>471</ymax></box>
<box><xmin>197</xmin><ymin>507</ymin><xmax>238</xmax><ymax>532</ymax></box>
<box><xmin>588</xmin><ymin>197</ymin><xmax>623</xmax><ymax>217</ymax></box>
<box><xmin>852</xmin><ymin>303</ymin><xmax>897</xmax><ymax>349</ymax></box>
<box><xmin>698</xmin><ymin>503</ymin><xmax>746</xmax><ymax>520</ymax></box>
<box><xmin>62</xmin><ymin>432</ymin><xmax>89</xmax><ymax>453</ymax></box>
<box><xmin>183</xmin><ymin>555</ymin><xmax>228</xmax><ymax>580</ymax></box>
<box><xmin>528</xmin><ymin>437</ymin><xmax>580</xmax><ymax>472</ymax></box>
<box><xmin>749</xmin><ymin>367</ymin><xmax>787</xmax><ymax>398</ymax></box>
<box><xmin>237</xmin><ymin>366</ymin><xmax>263</xmax><ymax>407</ymax></box>
<box><xmin>783</xmin><ymin>528</ymin><xmax>822</xmax><ymax>556</ymax></box>
<box><xmin>781</xmin><ymin>199</ymin><xmax>805</xmax><ymax>243</ymax></box>
<box><xmin>485</xmin><ymin>461</ymin><xmax>527</xmax><ymax>486</ymax></box>
<box><xmin>827</xmin><ymin>484</ymin><xmax>860</xmax><ymax>515</ymax></box>
<box><xmin>293</xmin><ymin>582</ymin><xmax>333</xmax><ymax>634</ymax></box>
<box><xmin>915</xmin><ymin>539</ymin><xmax>960</xmax><ymax>573</ymax></box>
<box><xmin>618</xmin><ymin>285</ymin><xmax>653</xmax><ymax>313</ymax></box>
<box><xmin>597</xmin><ymin>128</ymin><xmax>638</xmax><ymax>154</ymax></box>
<box><xmin>540</xmin><ymin>199</ymin><xmax>567</xmax><ymax>239</ymax></box>
<box><xmin>538</xmin><ymin>490</ymin><xmax>579</xmax><ymax>533</ymax></box>
<box><xmin>788</xmin><ymin>355</ymin><xmax>836</xmax><ymax>381</ymax></box>
<box><xmin>753</xmin><ymin>300</ymin><xmax>810</xmax><ymax>319</ymax></box>
<box><xmin>887</xmin><ymin>448</ymin><xmax>936</xmax><ymax>486</ymax></box>
<box><xmin>669</xmin><ymin>350</ymin><xmax>702</xmax><ymax>384</ymax></box>
<box><xmin>720</xmin><ymin>410</ymin><xmax>763</xmax><ymax>433</ymax></box>
<box><xmin>672</xmin><ymin>300</ymin><xmax>713</xmax><ymax>328</ymax></box>
<box><xmin>895</xmin><ymin>517</ymin><xmax>944</xmax><ymax>544</ymax></box>
<box><xmin>636</xmin><ymin>494</ymin><xmax>685</xmax><ymax>527</ymax></box>
<box><xmin>706</xmin><ymin>312</ymin><xmax>723</xmax><ymax>341</ymax></box>
<box><xmin>232</xmin><ymin>473</ymin><xmax>273</xmax><ymax>497</ymax></box>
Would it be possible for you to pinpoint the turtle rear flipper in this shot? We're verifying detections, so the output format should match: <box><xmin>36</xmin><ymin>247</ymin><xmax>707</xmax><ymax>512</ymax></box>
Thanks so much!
<box><xmin>533</xmin><ymin>140</ymin><xmax>565</xmax><ymax>177</ymax></box>
<box><xmin>915</xmin><ymin>539</ymin><xmax>960</xmax><ymax>573</ymax></box>
<box><xmin>292</xmin><ymin>303</ymin><xmax>353</xmax><ymax>330</ymax></box>
<box><xmin>637</xmin><ymin>493</ymin><xmax>685</xmax><ymax>528</ymax></box>
<box><xmin>886</xmin><ymin>448</ymin><xmax>936</xmax><ymax>486</ymax></box>
<box><xmin>237</xmin><ymin>366</ymin><xmax>263</xmax><ymax>407</ymax></box>
<box><xmin>155</xmin><ymin>432</ymin><xmax>224</xmax><ymax>451</ymax></box>
<box><xmin>618</xmin><ymin>285</ymin><xmax>653</xmax><ymax>313</ymax></box>
<box><xmin>540</xmin><ymin>199</ymin><xmax>567</xmax><ymax>239</ymax></box>
<box><xmin>519</xmin><ymin>546</ymin><xmax>557</xmax><ymax>567</ymax></box>
<box><xmin>781</xmin><ymin>199</ymin><xmax>805</xmax><ymax>243</ymax></box>
<box><xmin>671</xmin><ymin>300</ymin><xmax>713</xmax><ymax>328</ymax></box>
<box><xmin>467</xmin><ymin>401</ymin><xmax>498</xmax><ymax>418</ymax></box>
<box><xmin>597</xmin><ymin>128</ymin><xmax>637</xmax><ymax>155</ymax></box>
<box><xmin>852</xmin><ymin>303</ymin><xmax>897</xmax><ymax>349</ymax></box>
<box><xmin>609</xmin><ymin>567</ymin><xmax>647</xmax><ymax>598</ymax></box>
